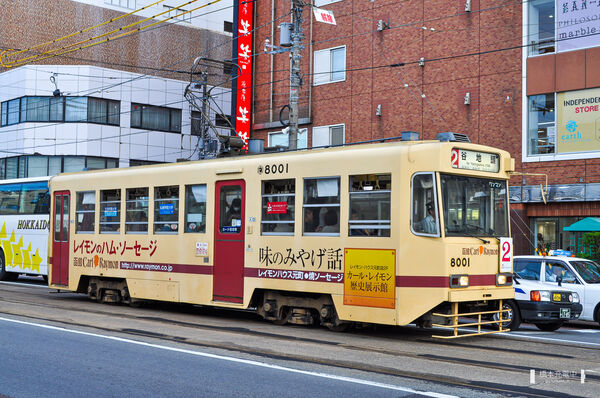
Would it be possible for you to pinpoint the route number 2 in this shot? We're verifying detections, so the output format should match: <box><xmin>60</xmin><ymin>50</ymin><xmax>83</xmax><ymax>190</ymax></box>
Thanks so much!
<box><xmin>499</xmin><ymin>237</ymin><xmax>513</xmax><ymax>273</ymax></box>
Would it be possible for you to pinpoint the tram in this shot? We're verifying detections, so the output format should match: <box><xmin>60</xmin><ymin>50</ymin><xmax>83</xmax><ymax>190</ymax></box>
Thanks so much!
<box><xmin>48</xmin><ymin>134</ymin><xmax>515</xmax><ymax>337</ymax></box>
<box><xmin>0</xmin><ymin>177</ymin><xmax>50</xmax><ymax>280</ymax></box>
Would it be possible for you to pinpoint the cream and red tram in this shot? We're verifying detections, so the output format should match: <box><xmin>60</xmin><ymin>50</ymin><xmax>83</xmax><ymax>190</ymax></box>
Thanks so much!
<box><xmin>48</xmin><ymin>136</ymin><xmax>515</xmax><ymax>337</ymax></box>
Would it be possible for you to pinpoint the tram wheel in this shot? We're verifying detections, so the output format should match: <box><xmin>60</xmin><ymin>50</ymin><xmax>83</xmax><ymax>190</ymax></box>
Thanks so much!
<box><xmin>273</xmin><ymin>307</ymin><xmax>290</xmax><ymax>325</ymax></box>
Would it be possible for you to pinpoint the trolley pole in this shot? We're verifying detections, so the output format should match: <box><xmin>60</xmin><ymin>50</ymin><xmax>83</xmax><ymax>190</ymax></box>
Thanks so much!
<box><xmin>288</xmin><ymin>0</ymin><xmax>304</xmax><ymax>150</ymax></box>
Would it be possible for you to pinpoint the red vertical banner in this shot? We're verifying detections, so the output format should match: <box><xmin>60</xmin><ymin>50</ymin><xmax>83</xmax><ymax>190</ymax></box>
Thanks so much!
<box><xmin>235</xmin><ymin>0</ymin><xmax>253</xmax><ymax>149</ymax></box>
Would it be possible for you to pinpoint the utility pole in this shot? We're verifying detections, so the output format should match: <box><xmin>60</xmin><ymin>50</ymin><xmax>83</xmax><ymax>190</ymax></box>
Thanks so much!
<box><xmin>288</xmin><ymin>0</ymin><xmax>304</xmax><ymax>150</ymax></box>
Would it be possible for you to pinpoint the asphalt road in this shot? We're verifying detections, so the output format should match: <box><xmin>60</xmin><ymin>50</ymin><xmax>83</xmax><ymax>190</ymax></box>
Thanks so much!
<box><xmin>2</xmin><ymin>278</ymin><xmax>600</xmax><ymax>397</ymax></box>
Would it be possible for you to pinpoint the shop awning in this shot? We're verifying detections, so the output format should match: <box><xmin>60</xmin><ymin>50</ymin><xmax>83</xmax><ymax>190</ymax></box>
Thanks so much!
<box><xmin>563</xmin><ymin>217</ymin><xmax>600</xmax><ymax>232</ymax></box>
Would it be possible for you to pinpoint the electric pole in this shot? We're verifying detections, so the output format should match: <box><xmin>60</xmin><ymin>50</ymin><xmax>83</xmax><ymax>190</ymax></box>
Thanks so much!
<box><xmin>288</xmin><ymin>0</ymin><xmax>304</xmax><ymax>150</ymax></box>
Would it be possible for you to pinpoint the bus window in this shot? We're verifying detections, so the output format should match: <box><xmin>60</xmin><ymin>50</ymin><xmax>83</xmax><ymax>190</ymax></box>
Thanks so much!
<box><xmin>261</xmin><ymin>179</ymin><xmax>295</xmax><ymax>235</ymax></box>
<box><xmin>185</xmin><ymin>184</ymin><xmax>206</xmax><ymax>233</ymax></box>
<box><xmin>411</xmin><ymin>173</ymin><xmax>439</xmax><ymax>236</ymax></box>
<box><xmin>21</xmin><ymin>181</ymin><xmax>50</xmax><ymax>214</ymax></box>
<box><xmin>154</xmin><ymin>186</ymin><xmax>179</xmax><ymax>234</ymax></box>
<box><xmin>303</xmin><ymin>177</ymin><xmax>340</xmax><ymax>235</ymax></box>
<box><xmin>126</xmin><ymin>188</ymin><xmax>148</xmax><ymax>234</ymax></box>
<box><xmin>100</xmin><ymin>189</ymin><xmax>121</xmax><ymax>234</ymax></box>
<box><xmin>76</xmin><ymin>191</ymin><xmax>95</xmax><ymax>233</ymax></box>
<box><xmin>0</xmin><ymin>183</ymin><xmax>20</xmax><ymax>215</ymax></box>
<box><xmin>349</xmin><ymin>174</ymin><xmax>391</xmax><ymax>237</ymax></box>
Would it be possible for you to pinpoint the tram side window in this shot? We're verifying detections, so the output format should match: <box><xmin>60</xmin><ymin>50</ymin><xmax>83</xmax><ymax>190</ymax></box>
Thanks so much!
<box><xmin>303</xmin><ymin>177</ymin><xmax>340</xmax><ymax>235</ymax></box>
<box><xmin>349</xmin><ymin>174</ymin><xmax>391</xmax><ymax>237</ymax></box>
<box><xmin>154</xmin><ymin>186</ymin><xmax>179</xmax><ymax>234</ymax></box>
<box><xmin>261</xmin><ymin>179</ymin><xmax>295</xmax><ymax>235</ymax></box>
<box><xmin>185</xmin><ymin>184</ymin><xmax>206</xmax><ymax>233</ymax></box>
<box><xmin>100</xmin><ymin>189</ymin><xmax>121</xmax><ymax>234</ymax></box>
<box><xmin>126</xmin><ymin>187</ymin><xmax>148</xmax><ymax>234</ymax></box>
<box><xmin>20</xmin><ymin>182</ymin><xmax>50</xmax><ymax>214</ymax></box>
<box><xmin>411</xmin><ymin>173</ymin><xmax>440</xmax><ymax>236</ymax></box>
<box><xmin>0</xmin><ymin>183</ymin><xmax>20</xmax><ymax>215</ymax></box>
<box><xmin>76</xmin><ymin>191</ymin><xmax>95</xmax><ymax>233</ymax></box>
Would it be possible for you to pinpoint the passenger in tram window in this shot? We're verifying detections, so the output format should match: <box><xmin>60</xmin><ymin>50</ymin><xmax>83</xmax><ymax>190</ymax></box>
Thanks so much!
<box><xmin>320</xmin><ymin>209</ymin><xmax>339</xmax><ymax>233</ymax></box>
<box><xmin>225</xmin><ymin>198</ymin><xmax>242</xmax><ymax>226</ymax></box>
<box><xmin>304</xmin><ymin>207</ymin><xmax>320</xmax><ymax>232</ymax></box>
<box><xmin>350</xmin><ymin>209</ymin><xmax>369</xmax><ymax>236</ymax></box>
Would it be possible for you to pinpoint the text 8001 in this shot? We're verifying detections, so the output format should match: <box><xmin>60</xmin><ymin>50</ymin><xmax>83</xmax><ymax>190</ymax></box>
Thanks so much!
<box><xmin>258</xmin><ymin>163</ymin><xmax>289</xmax><ymax>175</ymax></box>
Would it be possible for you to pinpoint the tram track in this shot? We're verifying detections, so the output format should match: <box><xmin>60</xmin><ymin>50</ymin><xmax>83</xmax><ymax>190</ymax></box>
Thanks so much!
<box><xmin>2</xmin><ymin>283</ymin><xmax>600</xmax><ymax>397</ymax></box>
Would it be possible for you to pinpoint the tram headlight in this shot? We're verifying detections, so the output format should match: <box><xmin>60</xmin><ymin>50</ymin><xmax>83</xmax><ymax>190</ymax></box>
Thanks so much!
<box><xmin>450</xmin><ymin>274</ymin><xmax>469</xmax><ymax>288</ymax></box>
<box><xmin>496</xmin><ymin>273</ymin><xmax>513</xmax><ymax>286</ymax></box>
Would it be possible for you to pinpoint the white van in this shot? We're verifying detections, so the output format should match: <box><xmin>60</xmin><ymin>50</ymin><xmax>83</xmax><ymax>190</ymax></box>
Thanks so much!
<box><xmin>514</xmin><ymin>253</ymin><xmax>600</xmax><ymax>325</ymax></box>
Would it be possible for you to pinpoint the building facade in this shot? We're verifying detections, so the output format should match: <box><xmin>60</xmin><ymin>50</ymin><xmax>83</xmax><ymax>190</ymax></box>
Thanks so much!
<box><xmin>0</xmin><ymin>0</ymin><xmax>234</xmax><ymax>175</ymax></box>
<box><xmin>251</xmin><ymin>0</ymin><xmax>600</xmax><ymax>255</ymax></box>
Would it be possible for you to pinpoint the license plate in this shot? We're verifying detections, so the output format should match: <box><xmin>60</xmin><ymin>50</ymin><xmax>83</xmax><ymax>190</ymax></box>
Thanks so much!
<box><xmin>560</xmin><ymin>308</ymin><xmax>571</xmax><ymax>319</ymax></box>
<box><xmin>553</xmin><ymin>293</ymin><xmax>562</xmax><ymax>301</ymax></box>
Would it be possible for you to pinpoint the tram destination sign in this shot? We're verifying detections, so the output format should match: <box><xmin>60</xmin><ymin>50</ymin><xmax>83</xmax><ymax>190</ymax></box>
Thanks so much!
<box><xmin>451</xmin><ymin>148</ymin><xmax>500</xmax><ymax>173</ymax></box>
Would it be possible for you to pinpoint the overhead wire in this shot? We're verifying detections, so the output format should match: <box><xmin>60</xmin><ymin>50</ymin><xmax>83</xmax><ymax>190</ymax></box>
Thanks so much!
<box><xmin>1</xmin><ymin>0</ymin><xmax>222</xmax><ymax>68</ymax></box>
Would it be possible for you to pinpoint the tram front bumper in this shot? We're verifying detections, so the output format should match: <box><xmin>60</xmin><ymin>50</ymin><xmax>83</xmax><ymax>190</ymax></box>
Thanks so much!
<box><xmin>448</xmin><ymin>287</ymin><xmax>514</xmax><ymax>302</ymax></box>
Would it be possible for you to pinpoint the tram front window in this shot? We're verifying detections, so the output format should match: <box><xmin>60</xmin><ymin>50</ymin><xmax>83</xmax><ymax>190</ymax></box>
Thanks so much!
<box><xmin>441</xmin><ymin>175</ymin><xmax>508</xmax><ymax>237</ymax></box>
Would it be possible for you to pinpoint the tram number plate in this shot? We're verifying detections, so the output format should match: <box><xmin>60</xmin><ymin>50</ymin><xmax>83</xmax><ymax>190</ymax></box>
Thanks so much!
<box><xmin>258</xmin><ymin>163</ymin><xmax>289</xmax><ymax>175</ymax></box>
<box><xmin>560</xmin><ymin>308</ymin><xmax>571</xmax><ymax>319</ymax></box>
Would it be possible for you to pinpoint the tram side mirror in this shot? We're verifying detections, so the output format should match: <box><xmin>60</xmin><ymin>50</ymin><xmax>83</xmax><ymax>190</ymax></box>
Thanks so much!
<box><xmin>557</xmin><ymin>276</ymin><xmax>563</xmax><ymax>287</ymax></box>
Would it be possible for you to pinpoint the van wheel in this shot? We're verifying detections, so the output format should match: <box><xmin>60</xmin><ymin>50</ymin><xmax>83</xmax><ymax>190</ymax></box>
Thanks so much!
<box><xmin>492</xmin><ymin>300</ymin><xmax>521</xmax><ymax>330</ymax></box>
<box><xmin>534</xmin><ymin>322</ymin><xmax>564</xmax><ymax>332</ymax></box>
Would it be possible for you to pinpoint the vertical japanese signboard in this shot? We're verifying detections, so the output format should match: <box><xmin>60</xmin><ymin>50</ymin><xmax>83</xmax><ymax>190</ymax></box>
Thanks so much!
<box><xmin>233</xmin><ymin>0</ymin><xmax>253</xmax><ymax>149</ymax></box>
<box><xmin>344</xmin><ymin>248</ymin><xmax>395</xmax><ymax>309</ymax></box>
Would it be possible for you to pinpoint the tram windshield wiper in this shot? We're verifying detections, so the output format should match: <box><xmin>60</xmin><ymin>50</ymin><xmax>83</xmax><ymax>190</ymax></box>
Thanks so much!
<box><xmin>459</xmin><ymin>230</ymin><xmax>490</xmax><ymax>244</ymax></box>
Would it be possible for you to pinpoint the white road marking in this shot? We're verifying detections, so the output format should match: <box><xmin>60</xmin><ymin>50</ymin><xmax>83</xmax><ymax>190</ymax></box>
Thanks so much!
<box><xmin>0</xmin><ymin>281</ymin><xmax>49</xmax><ymax>289</ymax></box>
<box><xmin>0</xmin><ymin>316</ymin><xmax>456</xmax><ymax>398</ymax></box>
<box><xmin>501</xmin><ymin>331</ymin><xmax>600</xmax><ymax>347</ymax></box>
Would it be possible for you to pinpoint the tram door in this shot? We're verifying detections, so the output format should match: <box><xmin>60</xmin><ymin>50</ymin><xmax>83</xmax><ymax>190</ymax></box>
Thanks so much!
<box><xmin>213</xmin><ymin>180</ymin><xmax>245</xmax><ymax>303</ymax></box>
<box><xmin>52</xmin><ymin>191</ymin><xmax>70</xmax><ymax>286</ymax></box>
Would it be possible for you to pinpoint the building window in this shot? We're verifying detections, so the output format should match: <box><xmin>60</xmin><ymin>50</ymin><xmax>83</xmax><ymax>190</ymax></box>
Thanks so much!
<box><xmin>125</xmin><ymin>187</ymin><xmax>148</xmax><ymax>234</ymax></box>
<box><xmin>163</xmin><ymin>5</ymin><xmax>192</xmax><ymax>22</ymax></box>
<box><xmin>154</xmin><ymin>186</ymin><xmax>179</xmax><ymax>234</ymax></box>
<box><xmin>0</xmin><ymin>96</ymin><xmax>119</xmax><ymax>126</ymax></box>
<box><xmin>528</xmin><ymin>94</ymin><xmax>555</xmax><ymax>155</ymax></box>
<box><xmin>131</xmin><ymin>103</ymin><xmax>182</xmax><ymax>133</ymax></box>
<box><xmin>105</xmin><ymin>0</ymin><xmax>136</xmax><ymax>9</ymax></box>
<box><xmin>528</xmin><ymin>0</ymin><xmax>555</xmax><ymax>55</ymax></box>
<box><xmin>303</xmin><ymin>177</ymin><xmax>340</xmax><ymax>235</ymax></box>
<box><xmin>314</xmin><ymin>0</ymin><xmax>341</xmax><ymax>6</ymax></box>
<box><xmin>215</xmin><ymin>113</ymin><xmax>232</xmax><ymax>128</ymax></box>
<box><xmin>268</xmin><ymin>128</ymin><xmax>307</xmax><ymax>149</ymax></box>
<box><xmin>100</xmin><ymin>189</ymin><xmax>121</xmax><ymax>234</ymax></box>
<box><xmin>88</xmin><ymin>98</ymin><xmax>120</xmax><ymax>125</ymax></box>
<box><xmin>261</xmin><ymin>179</ymin><xmax>295</xmax><ymax>235</ymax></box>
<box><xmin>76</xmin><ymin>191</ymin><xmax>95</xmax><ymax>234</ymax></box>
<box><xmin>312</xmin><ymin>124</ymin><xmax>344</xmax><ymax>147</ymax></box>
<box><xmin>185</xmin><ymin>184</ymin><xmax>206</xmax><ymax>233</ymax></box>
<box><xmin>224</xmin><ymin>21</ymin><xmax>233</xmax><ymax>33</ymax></box>
<box><xmin>349</xmin><ymin>174</ymin><xmax>391</xmax><ymax>237</ymax></box>
<box><xmin>313</xmin><ymin>46</ymin><xmax>345</xmax><ymax>85</ymax></box>
<box><xmin>4</xmin><ymin>99</ymin><xmax>20</xmax><ymax>126</ymax></box>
